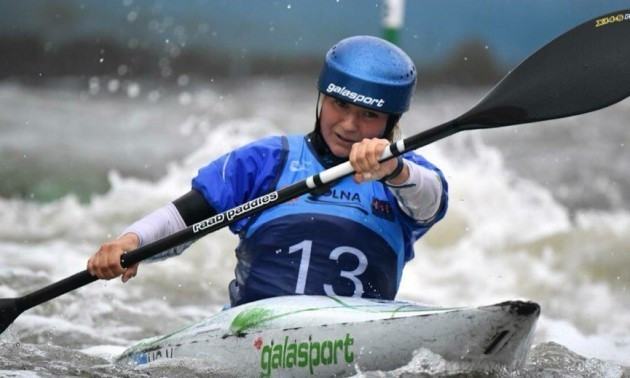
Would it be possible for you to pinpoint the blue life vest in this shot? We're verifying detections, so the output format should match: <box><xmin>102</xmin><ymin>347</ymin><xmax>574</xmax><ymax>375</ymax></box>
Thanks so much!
<box><xmin>192</xmin><ymin>134</ymin><xmax>448</xmax><ymax>306</ymax></box>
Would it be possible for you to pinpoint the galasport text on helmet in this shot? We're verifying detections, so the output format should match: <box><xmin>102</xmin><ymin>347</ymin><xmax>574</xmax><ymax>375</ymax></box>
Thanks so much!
<box><xmin>317</xmin><ymin>36</ymin><xmax>417</xmax><ymax>116</ymax></box>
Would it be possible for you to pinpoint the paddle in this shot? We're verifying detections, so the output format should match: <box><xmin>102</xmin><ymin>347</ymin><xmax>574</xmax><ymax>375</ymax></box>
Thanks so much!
<box><xmin>1</xmin><ymin>9</ymin><xmax>629</xmax><ymax>336</ymax></box>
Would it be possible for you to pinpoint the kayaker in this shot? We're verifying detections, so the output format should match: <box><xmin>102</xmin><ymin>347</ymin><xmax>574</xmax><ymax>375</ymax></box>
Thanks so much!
<box><xmin>87</xmin><ymin>36</ymin><xmax>449</xmax><ymax>307</ymax></box>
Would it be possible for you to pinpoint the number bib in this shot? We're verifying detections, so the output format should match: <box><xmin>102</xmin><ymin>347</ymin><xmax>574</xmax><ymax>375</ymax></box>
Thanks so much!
<box><xmin>233</xmin><ymin>213</ymin><xmax>399</xmax><ymax>305</ymax></box>
<box><xmin>229</xmin><ymin>135</ymin><xmax>409</xmax><ymax>306</ymax></box>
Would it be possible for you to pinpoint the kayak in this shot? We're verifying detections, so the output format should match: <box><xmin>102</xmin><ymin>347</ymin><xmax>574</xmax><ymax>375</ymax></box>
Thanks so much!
<box><xmin>115</xmin><ymin>295</ymin><xmax>539</xmax><ymax>376</ymax></box>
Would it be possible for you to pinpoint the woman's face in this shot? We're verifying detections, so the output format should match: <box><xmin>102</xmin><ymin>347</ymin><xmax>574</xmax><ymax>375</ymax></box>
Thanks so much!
<box><xmin>319</xmin><ymin>95</ymin><xmax>389</xmax><ymax>157</ymax></box>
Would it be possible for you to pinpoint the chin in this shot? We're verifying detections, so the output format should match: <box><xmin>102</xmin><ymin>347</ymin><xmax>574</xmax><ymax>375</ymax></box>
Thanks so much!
<box><xmin>330</xmin><ymin>145</ymin><xmax>350</xmax><ymax>158</ymax></box>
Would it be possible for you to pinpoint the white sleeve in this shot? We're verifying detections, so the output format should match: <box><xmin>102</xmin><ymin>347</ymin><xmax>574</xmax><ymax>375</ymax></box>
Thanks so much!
<box><xmin>386</xmin><ymin>160</ymin><xmax>443</xmax><ymax>223</ymax></box>
<box><xmin>122</xmin><ymin>203</ymin><xmax>191</xmax><ymax>262</ymax></box>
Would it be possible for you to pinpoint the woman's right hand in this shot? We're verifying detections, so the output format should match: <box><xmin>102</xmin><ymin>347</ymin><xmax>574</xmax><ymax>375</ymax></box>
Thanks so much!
<box><xmin>87</xmin><ymin>233</ymin><xmax>140</xmax><ymax>283</ymax></box>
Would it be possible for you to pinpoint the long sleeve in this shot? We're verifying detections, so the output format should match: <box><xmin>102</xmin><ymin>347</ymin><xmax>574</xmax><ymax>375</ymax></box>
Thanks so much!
<box><xmin>387</xmin><ymin>159</ymin><xmax>444</xmax><ymax>223</ymax></box>
<box><xmin>122</xmin><ymin>203</ymin><xmax>190</xmax><ymax>262</ymax></box>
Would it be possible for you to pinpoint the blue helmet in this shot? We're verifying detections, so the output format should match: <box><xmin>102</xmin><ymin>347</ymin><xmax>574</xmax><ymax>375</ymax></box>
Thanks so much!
<box><xmin>317</xmin><ymin>35</ymin><xmax>417</xmax><ymax>115</ymax></box>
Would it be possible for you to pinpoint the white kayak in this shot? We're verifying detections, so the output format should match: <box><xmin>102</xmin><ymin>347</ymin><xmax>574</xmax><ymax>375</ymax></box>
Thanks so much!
<box><xmin>115</xmin><ymin>295</ymin><xmax>539</xmax><ymax>376</ymax></box>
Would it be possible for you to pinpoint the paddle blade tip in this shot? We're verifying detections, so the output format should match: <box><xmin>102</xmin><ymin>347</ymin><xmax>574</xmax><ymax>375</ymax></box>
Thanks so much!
<box><xmin>0</xmin><ymin>298</ymin><xmax>20</xmax><ymax>335</ymax></box>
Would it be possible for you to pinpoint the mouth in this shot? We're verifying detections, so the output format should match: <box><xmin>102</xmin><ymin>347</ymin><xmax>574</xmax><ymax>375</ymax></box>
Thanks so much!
<box><xmin>335</xmin><ymin>133</ymin><xmax>356</xmax><ymax>144</ymax></box>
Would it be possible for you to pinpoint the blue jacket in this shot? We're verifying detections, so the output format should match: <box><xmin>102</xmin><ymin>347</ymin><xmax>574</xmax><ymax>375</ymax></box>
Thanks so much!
<box><xmin>192</xmin><ymin>134</ymin><xmax>448</xmax><ymax>306</ymax></box>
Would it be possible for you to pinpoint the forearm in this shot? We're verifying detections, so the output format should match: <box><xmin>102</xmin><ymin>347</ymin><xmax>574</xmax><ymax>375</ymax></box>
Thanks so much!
<box><xmin>386</xmin><ymin>160</ymin><xmax>444</xmax><ymax>222</ymax></box>
<box><xmin>123</xmin><ymin>202</ymin><xmax>190</xmax><ymax>262</ymax></box>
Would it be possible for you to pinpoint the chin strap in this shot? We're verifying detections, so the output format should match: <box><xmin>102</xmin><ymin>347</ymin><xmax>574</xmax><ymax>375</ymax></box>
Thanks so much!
<box><xmin>384</xmin><ymin>114</ymin><xmax>401</xmax><ymax>140</ymax></box>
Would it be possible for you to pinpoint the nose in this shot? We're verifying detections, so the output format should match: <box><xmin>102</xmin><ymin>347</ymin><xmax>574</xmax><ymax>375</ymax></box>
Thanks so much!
<box><xmin>339</xmin><ymin>111</ymin><xmax>360</xmax><ymax>132</ymax></box>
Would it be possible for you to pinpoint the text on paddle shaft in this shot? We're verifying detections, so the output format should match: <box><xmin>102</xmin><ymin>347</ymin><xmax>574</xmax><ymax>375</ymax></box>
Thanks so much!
<box><xmin>260</xmin><ymin>333</ymin><xmax>354</xmax><ymax>376</ymax></box>
<box><xmin>192</xmin><ymin>192</ymin><xmax>279</xmax><ymax>233</ymax></box>
<box><xmin>595</xmin><ymin>13</ymin><xmax>630</xmax><ymax>27</ymax></box>
<box><xmin>289</xmin><ymin>240</ymin><xmax>367</xmax><ymax>297</ymax></box>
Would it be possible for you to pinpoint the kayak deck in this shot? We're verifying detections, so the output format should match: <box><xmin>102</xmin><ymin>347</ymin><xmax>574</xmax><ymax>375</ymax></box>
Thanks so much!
<box><xmin>116</xmin><ymin>295</ymin><xmax>540</xmax><ymax>376</ymax></box>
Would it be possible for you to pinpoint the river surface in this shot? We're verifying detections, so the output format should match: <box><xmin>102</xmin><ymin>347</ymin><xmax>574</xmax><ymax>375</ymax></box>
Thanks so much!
<box><xmin>0</xmin><ymin>78</ymin><xmax>628</xmax><ymax>377</ymax></box>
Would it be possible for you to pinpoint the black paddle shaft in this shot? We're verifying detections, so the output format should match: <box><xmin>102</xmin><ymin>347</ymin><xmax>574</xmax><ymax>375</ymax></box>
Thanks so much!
<box><xmin>1</xmin><ymin>9</ymin><xmax>629</xmax><ymax>335</ymax></box>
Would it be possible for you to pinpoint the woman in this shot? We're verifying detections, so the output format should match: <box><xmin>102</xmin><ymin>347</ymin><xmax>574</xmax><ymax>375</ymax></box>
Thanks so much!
<box><xmin>87</xmin><ymin>36</ymin><xmax>448</xmax><ymax>307</ymax></box>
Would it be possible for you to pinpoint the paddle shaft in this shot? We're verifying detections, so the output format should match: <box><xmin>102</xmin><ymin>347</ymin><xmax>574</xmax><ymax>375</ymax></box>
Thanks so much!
<box><xmin>2</xmin><ymin>8</ymin><xmax>629</xmax><ymax>329</ymax></box>
<box><xmin>7</xmin><ymin>119</ymin><xmax>458</xmax><ymax>316</ymax></box>
<box><xmin>121</xmin><ymin>119</ymin><xmax>459</xmax><ymax>268</ymax></box>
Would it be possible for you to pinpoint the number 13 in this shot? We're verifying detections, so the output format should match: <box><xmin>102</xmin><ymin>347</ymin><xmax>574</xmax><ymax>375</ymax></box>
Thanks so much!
<box><xmin>288</xmin><ymin>240</ymin><xmax>368</xmax><ymax>297</ymax></box>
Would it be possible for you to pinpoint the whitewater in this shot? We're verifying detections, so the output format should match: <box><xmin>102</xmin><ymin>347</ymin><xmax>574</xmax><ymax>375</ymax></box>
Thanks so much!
<box><xmin>0</xmin><ymin>77</ymin><xmax>628</xmax><ymax>377</ymax></box>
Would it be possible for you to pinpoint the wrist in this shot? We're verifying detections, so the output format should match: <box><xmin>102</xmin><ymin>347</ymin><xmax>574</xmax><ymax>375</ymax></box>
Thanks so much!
<box><xmin>118</xmin><ymin>232</ymin><xmax>140</xmax><ymax>251</ymax></box>
<box><xmin>380</xmin><ymin>157</ymin><xmax>406</xmax><ymax>184</ymax></box>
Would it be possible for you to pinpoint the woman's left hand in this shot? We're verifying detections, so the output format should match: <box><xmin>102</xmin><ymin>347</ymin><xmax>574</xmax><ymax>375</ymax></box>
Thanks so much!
<box><xmin>349</xmin><ymin>138</ymin><xmax>408</xmax><ymax>184</ymax></box>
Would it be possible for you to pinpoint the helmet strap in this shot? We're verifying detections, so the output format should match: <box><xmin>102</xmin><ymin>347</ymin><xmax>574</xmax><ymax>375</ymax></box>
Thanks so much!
<box><xmin>314</xmin><ymin>92</ymin><xmax>323</xmax><ymax>130</ymax></box>
<box><xmin>383</xmin><ymin>114</ymin><xmax>401</xmax><ymax>140</ymax></box>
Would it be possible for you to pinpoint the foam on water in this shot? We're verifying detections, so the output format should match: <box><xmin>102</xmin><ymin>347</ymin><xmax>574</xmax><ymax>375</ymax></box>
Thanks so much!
<box><xmin>0</xmin><ymin>81</ymin><xmax>628</xmax><ymax>375</ymax></box>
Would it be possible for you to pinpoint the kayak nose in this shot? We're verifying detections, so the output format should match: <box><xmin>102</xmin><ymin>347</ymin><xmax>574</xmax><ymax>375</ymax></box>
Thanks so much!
<box><xmin>496</xmin><ymin>300</ymin><xmax>541</xmax><ymax>317</ymax></box>
<box><xmin>513</xmin><ymin>301</ymin><xmax>541</xmax><ymax>317</ymax></box>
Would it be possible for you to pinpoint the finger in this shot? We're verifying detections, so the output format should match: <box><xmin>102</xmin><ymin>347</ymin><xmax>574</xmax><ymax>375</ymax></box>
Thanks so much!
<box><xmin>349</xmin><ymin>143</ymin><xmax>362</xmax><ymax>173</ymax></box>
<box><xmin>87</xmin><ymin>256</ymin><xmax>94</xmax><ymax>276</ymax></box>
<box><xmin>365</xmin><ymin>141</ymin><xmax>382</xmax><ymax>171</ymax></box>
<box><xmin>374</xmin><ymin>141</ymin><xmax>387</xmax><ymax>164</ymax></box>
<box><xmin>122</xmin><ymin>263</ymin><xmax>139</xmax><ymax>283</ymax></box>
<box><xmin>354</xmin><ymin>140</ymin><xmax>372</xmax><ymax>173</ymax></box>
<box><xmin>105</xmin><ymin>246</ymin><xmax>124</xmax><ymax>279</ymax></box>
<box><xmin>98</xmin><ymin>245</ymin><xmax>115</xmax><ymax>279</ymax></box>
<box><xmin>92</xmin><ymin>250</ymin><xmax>105</xmax><ymax>279</ymax></box>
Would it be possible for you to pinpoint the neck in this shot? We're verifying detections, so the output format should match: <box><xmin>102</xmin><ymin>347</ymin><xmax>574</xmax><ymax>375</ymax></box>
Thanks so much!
<box><xmin>306</xmin><ymin>130</ymin><xmax>347</xmax><ymax>168</ymax></box>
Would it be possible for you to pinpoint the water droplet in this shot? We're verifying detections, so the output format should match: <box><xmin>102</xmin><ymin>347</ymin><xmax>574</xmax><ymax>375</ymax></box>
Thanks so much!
<box><xmin>117</xmin><ymin>64</ymin><xmax>128</xmax><ymax>76</ymax></box>
<box><xmin>99</xmin><ymin>58</ymin><xmax>104</xmax><ymax>63</ymax></box>
<box><xmin>464</xmin><ymin>56</ymin><xmax>468</xmax><ymax>61</ymax></box>
<box><xmin>126</xmin><ymin>82</ymin><xmax>141</xmax><ymax>98</ymax></box>
<box><xmin>148</xmin><ymin>90</ymin><xmax>160</xmax><ymax>102</ymax></box>
<box><xmin>127</xmin><ymin>11</ymin><xmax>138</xmax><ymax>23</ymax></box>
<box><xmin>108</xmin><ymin>79</ymin><xmax>120</xmax><ymax>93</ymax></box>
<box><xmin>287</xmin><ymin>4</ymin><xmax>291</xmax><ymax>9</ymax></box>
<box><xmin>178</xmin><ymin>92</ymin><xmax>192</xmax><ymax>105</ymax></box>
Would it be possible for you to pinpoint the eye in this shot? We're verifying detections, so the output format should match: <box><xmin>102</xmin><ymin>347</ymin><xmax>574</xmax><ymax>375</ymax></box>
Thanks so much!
<box><xmin>363</xmin><ymin>111</ymin><xmax>378</xmax><ymax>119</ymax></box>
<box><xmin>334</xmin><ymin>99</ymin><xmax>348</xmax><ymax>108</ymax></box>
